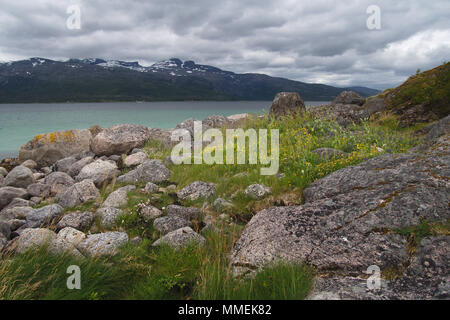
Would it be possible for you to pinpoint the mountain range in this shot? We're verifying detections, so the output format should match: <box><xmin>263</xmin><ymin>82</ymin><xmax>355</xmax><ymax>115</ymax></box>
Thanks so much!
<box><xmin>0</xmin><ymin>57</ymin><xmax>380</xmax><ymax>103</ymax></box>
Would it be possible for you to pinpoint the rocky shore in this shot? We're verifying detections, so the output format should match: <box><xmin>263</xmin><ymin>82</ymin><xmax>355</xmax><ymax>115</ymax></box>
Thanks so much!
<box><xmin>0</xmin><ymin>88</ymin><xmax>448</xmax><ymax>300</ymax></box>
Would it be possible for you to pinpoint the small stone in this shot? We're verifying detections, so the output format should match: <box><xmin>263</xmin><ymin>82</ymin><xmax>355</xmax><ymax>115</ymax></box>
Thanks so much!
<box><xmin>153</xmin><ymin>215</ymin><xmax>193</xmax><ymax>235</ymax></box>
<box><xmin>153</xmin><ymin>227</ymin><xmax>206</xmax><ymax>248</ymax></box>
<box><xmin>138</xmin><ymin>205</ymin><xmax>162</xmax><ymax>223</ymax></box>
<box><xmin>244</xmin><ymin>184</ymin><xmax>272</xmax><ymax>199</ymax></box>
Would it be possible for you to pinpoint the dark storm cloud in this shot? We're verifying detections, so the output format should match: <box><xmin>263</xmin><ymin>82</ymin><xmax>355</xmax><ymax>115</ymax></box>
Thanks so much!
<box><xmin>0</xmin><ymin>0</ymin><xmax>449</xmax><ymax>89</ymax></box>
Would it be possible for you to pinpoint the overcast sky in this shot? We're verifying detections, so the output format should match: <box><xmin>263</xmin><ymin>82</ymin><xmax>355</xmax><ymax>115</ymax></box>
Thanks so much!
<box><xmin>0</xmin><ymin>0</ymin><xmax>449</xmax><ymax>89</ymax></box>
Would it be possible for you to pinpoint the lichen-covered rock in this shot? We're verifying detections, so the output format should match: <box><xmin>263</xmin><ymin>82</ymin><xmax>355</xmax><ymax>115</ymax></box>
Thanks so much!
<box><xmin>102</xmin><ymin>185</ymin><xmax>135</xmax><ymax>208</ymax></box>
<box><xmin>166</xmin><ymin>205</ymin><xmax>203</xmax><ymax>221</ymax></box>
<box><xmin>26</xmin><ymin>204</ymin><xmax>64</xmax><ymax>228</ymax></box>
<box><xmin>177</xmin><ymin>181</ymin><xmax>215</xmax><ymax>201</ymax></box>
<box><xmin>117</xmin><ymin>160</ymin><xmax>170</xmax><ymax>184</ymax></box>
<box><xmin>231</xmin><ymin>134</ymin><xmax>450</xmax><ymax>289</ymax></box>
<box><xmin>97</xmin><ymin>207</ymin><xmax>124</xmax><ymax>228</ymax></box>
<box><xmin>332</xmin><ymin>91</ymin><xmax>366</xmax><ymax>106</ymax></box>
<box><xmin>138</xmin><ymin>205</ymin><xmax>162</xmax><ymax>223</ymax></box>
<box><xmin>124</xmin><ymin>152</ymin><xmax>148</xmax><ymax>167</ymax></box>
<box><xmin>57</xmin><ymin>179</ymin><xmax>100</xmax><ymax>208</ymax></box>
<box><xmin>0</xmin><ymin>187</ymin><xmax>28</xmax><ymax>211</ymax></box>
<box><xmin>202</xmin><ymin>115</ymin><xmax>229</xmax><ymax>128</ymax></box>
<box><xmin>76</xmin><ymin>232</ymin><xmax>128</xmax><ymax>256</ymax></box>
<box><xmin>144</xmin><ymin>182</ymin><xmax>158</xmax><ymax>194</ymax></box>
<box><xmin>153</xmin><ymin>227</ymin><xmax>206</xmax><ymax>248</ymax></box>
<box><xmin>50</xmin><ymin>227</ymin><xmax>85</xmax><ymax>257</ymax></box>
<box><xmin>269</xmin><ymin>92</ymin><xmax>306</xmax><ymax>118</ymax></box>
<box><xmin>19</xmin><ymin>129</ymin><xmax>92</xmax><ymax>167</ymax></box>
<box><xmin>75</xmin><ymin>159</ymin><xmax>119</xmax><ymax>188</ymax></box>
<box><xmin>56</xmin><ymin>211</ymin><xmax>95</xmax><ymax>232</ymax></box>
<box><xmin>308</xmin><ymin>236</ymin><xmax>450</xmax><ymax>300</ymax></box>
<box><xmin>3</xmin><ymin>166</ymin><xmax>35</xmax><ymax>188</ymax></box>
<box><xmin>153</xmin><ymin>215</ymin><xmax>193</xmax><ymax>235</ymax></box>
<box><xmin>244</xmin><ymin>184</ymin><xmax>272</xmax><ymax>200</ymax></box>
<box><xmin>91</xmin><ymin>124</ymin><xmax>151</xmax><ymax>156</ymax></box>
<box><xmin>7</xmin><ymin>228</ymin><xmax>57</xmax><ymax>254</ymax></box>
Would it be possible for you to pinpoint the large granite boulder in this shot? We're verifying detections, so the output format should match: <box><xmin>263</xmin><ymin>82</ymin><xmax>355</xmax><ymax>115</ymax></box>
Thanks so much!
<box><xmin>116</xmin><ymin>160</ymin><xmax>170</xmax><ymax>184</ymax></box>
<box><xmin>7</xmin><ymin>228</ymin><xmax>57</xmax><ymax>254</ymax></box>
<box><xmin>75</xmin><ymin>159</ymin><xmax>119</xmax><ymax>188</ymax></box>
<box><xmin>57</xmin><ymin>179</ymin><xmax>100</xmax><ymax>208</ymax></box>
<box><xmin>177</xmin><ymin>181</ymin><xmax>216</xmax><ymax>201</ymax></box>
<box><xmin>76</xmin><ymin>232</ymin><xmax>128</xmax><ymax>256</ymax></box>
<box><xmin>332</xmin><ymin>91</ymin><xmax>366</xmax><ymax>106</ymax></box>
<box><xmin>269</xmin><ymin>92</ymin><xmax>306</xmax><ymax>118</ymax></box>
<box><xmin>91</xmin><ymin>124</ymin><xmax>151</xmax><ymax>156</ymax></box>
<box><xmin>231</xmin><ymin>131</ymin><xmax>450</xmax><ymax>299</ymax></box>
<box><xmin>3</xmin><ymin>166</ymin><xmax>35</xmax><ymax>188</ymax></box>
<box><xmin>19</xmin><ymin>129</ymin><xmax>92</xmax><ymax>167</ymax></box>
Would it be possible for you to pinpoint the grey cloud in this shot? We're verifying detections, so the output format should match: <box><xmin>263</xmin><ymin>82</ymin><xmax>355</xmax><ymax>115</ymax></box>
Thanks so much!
<box><xmin>0</xmin><ymin>0</ymin><xmax>449</xmax><ymax>89</ymax></box>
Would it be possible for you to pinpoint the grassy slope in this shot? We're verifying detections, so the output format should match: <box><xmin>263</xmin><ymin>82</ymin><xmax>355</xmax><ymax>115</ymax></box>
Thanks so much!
<box><xmin>384</xmin><ymin>62</ymin><xmax>450</xmax><ymax>117</ymax></box>
<box><xmin>0</xmin><ymin>110</ymin><xmax>438</xmax><ymax>300</ymax></box>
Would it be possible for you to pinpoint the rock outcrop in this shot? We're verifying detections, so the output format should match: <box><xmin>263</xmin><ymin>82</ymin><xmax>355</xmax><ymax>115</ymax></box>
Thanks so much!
<box><xmin>19</xmin><ymin>129</ymin><xmax>92</xmax><ymax>167</ymax></box>
<box><xmin>231</xmin><ymin>118</ymin><xmax>450</xmax><ymax>299</ymax></box>
<box><xmin>116</xmin><ymin>160</ymin><xmax>170</xmax><ymax>184</ymax></box>
<box><xmin>269</xmin><ymin>92</ymin><xmax>306</xmax><ymax>118</ymax></box>
<box><xmin>91</xmin><ymin>124</ymin><xmax>151</xmax><ymax>156</ymax></box>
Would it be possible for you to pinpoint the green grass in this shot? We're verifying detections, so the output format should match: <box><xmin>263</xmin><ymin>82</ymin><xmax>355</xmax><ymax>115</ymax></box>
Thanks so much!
<box><xmin>145</xmin><ymin>112</ymin><xmax>422</xmax><ymax>219</ymax></box>
<box><xmin>2</xmin><ymin>109</ymin><xmax>426</xmax><ymax>300</ymax></box>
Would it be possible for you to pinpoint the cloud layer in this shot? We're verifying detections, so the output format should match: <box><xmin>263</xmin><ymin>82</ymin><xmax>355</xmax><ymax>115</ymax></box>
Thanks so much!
<box><xmin>1</xmin><ymin>0</ymin><xmax>449</xmax><ymax>89</ymax></box>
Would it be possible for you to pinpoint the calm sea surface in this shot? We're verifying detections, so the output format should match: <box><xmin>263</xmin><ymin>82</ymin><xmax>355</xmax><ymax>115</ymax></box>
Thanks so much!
<box><xmin>0</xmin><ymin>101</ymin><xmax>328</xmax><ymax>160</ymax></box>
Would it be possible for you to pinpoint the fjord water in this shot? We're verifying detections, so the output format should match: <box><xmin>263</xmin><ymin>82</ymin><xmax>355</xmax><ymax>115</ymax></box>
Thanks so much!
<box><xmin>0</xmin><ymin>101</ymin><xmax>328</xmax><ymax>160</ymax></box>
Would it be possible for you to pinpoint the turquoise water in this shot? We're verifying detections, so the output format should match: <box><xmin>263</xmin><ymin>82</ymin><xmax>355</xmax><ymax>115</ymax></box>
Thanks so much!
<box><xmin>0</xmin><ymin>101</ymin><xmax>328</xmax><ymax>160</ymax></box>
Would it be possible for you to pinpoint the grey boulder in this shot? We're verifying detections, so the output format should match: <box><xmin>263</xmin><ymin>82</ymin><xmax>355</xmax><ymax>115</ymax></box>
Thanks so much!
<box><xmin>269</xmin><ymin>92</ymin><xmax>306</xmax><ymax>118</ymax></box>
<box><xmin>0</xmin><ymin>187</ymin><xmax>28</xmax><ymax>211</ymax></box>
<box><xmin>3</xmin><ymin>166</ymin><xmax>35</xmax><ymax>188</ymax></box>
<box><xmin>102</xmin><ymin>185</ymin><xmax>135</xmax><ymax>208</ymax></box>
<box><xmin>26</xmin><ymin>204</ymin><xmax>64</xmax><ymax>228</ymax></box>
<box><xmin>117</xmin><ymin>160</ymin><xmax>170</xmax><ymax>184</ymax></box>
<box><xmin>91</xmin><ymin>124</ymin><xmax>151</xmax><ymax>156</ymax></box>
<box><xmin>153</xmin><ymin>227</ymin><xmax>205</xmax><ymax>248</ymax></box>
<box><xmin>57</xmin><ymin>179</ymin><xmax>100</xmax><ymax>208</ymax></box>
<box><xmin>75</xmin><ymin>159</ymin><xmax>119</xmax><ymax>188</ymax></box>
<box><xmin>56</xmin><ymin>211</ymin><xmax>96</xmax><ymax>232</ymax></box>
<box><xmin>177</xmin><ymin>181</ymin><xmax>215</xmax><ymax>201</ymax></box>
<box><xmin>76</xmin><ymin>232</ymin><xmax>128</xmax><ymax>256</ymax></box>
<box><xmin>153</xmin><ymin>215</ymin><xmax>193</xmax><ymax>235</ymax></box>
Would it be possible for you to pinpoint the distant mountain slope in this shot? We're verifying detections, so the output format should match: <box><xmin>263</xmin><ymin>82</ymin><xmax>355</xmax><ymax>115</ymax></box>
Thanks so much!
<box><xmin>0</xmin><ymin>57</ymin><xmax>380</xmax><ymax>103</ymax></box>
